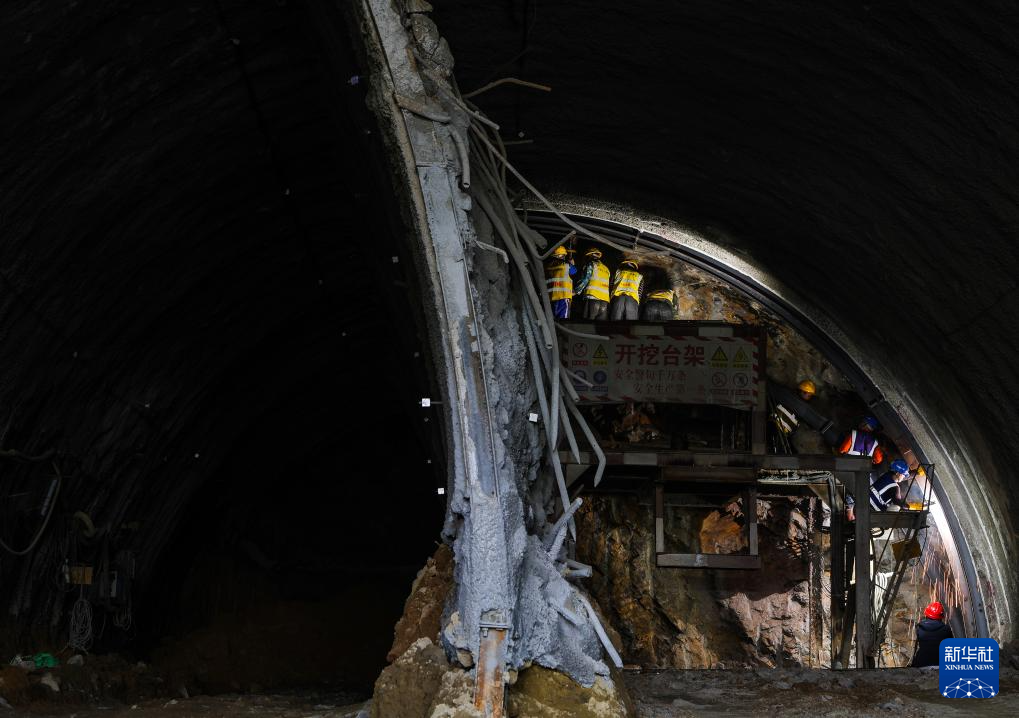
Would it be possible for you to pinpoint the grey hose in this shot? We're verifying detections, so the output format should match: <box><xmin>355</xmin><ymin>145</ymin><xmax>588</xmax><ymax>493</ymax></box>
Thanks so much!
<box><xmin>546</xmin><ymin>497</ymin><xmax>583</xmax><ymax>558</ymax></box>
<box><xmin>565</xmin><ymin>393</ymin><xmax>606</xmax><ymax>487</ymax></box>
<box><xmin>576</xmin><ymin>592</ymin><xmax>624</xmax><ymax>669</ymax></box>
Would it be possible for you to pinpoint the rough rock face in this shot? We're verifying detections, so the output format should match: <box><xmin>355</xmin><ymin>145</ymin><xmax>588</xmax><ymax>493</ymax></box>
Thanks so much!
<box><xmin>507</xmin><ymin>665</ymin><xmax>635</xmax><ymax>718</ymax></box>
<box><xmin>388</xmin><ymin>544</ymin><xmax>455</xmax><ymax>662</ymax></box>
<box><xmin>576</xmin><ymin>494</ymin><xmax>828</xmax><ymax>668</ymax></box>
<box><xmin>370</xmin><ymin>638</ymin><xmax>455</xmax><ymax>718</ymax></box>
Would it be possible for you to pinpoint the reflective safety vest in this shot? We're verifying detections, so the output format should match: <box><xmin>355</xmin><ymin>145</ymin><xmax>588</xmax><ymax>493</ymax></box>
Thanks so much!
<box><xmin>647</xmin><ymin>289</ymin><xmax>674</xmax><ymax>305</ymax></box>
<box><xmin>869</xmin><ymin>472</ymin><xmax>899</xmax><ymax>510</ymax></box>
<box><xmin>583</xmin><ymin>261</ymin><xmax>611</xmax><ymax>302</ymax></box>
<box><xmin>546</xmin><ymin>261</ymin><xmax>573</xmax><ymax>301</ymax></box>
<box><xmin>612</xmin><ymin>269</ymin><xmax>642</xmax><ymax>301</ymax></box>
<box><xmin>845</xmin><ymin>429</ymin><xmax>878</xmax><ymax>457</ymax></box>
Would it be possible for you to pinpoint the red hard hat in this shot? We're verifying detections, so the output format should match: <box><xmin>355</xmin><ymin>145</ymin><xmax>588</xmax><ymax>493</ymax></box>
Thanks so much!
<box><xmin>924</xmin><ymin>601</ymin><xmax>945</xmax><ymax>621</ymax></box>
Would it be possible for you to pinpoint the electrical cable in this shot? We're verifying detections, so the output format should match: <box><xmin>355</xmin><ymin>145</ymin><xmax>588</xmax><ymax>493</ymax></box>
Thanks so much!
<box><xmin>0</xmin><ymin>462</ymin><xmax>62</xmax><ymax>556</ymax></box>
<box><xmin>67</xmin><ymin>587</ymin><xmax>93</xmax><ymax>653</ymax></box>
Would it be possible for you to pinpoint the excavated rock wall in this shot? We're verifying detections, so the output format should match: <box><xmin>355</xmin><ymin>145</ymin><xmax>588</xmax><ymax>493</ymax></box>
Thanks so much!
<box><xmin>576</xmin><ymin>494</ymin><xmax>829</xmax><ymax>669</ymax></box>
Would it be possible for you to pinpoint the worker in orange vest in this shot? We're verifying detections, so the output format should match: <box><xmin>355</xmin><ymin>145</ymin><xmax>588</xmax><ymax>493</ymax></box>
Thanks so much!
<box><xmin>838</xmin><ymin>415</ymin><xmax>885</xmax><ymax>465</ymax></box>
<box><xmin>573</xmin><ymin>247</ymin><xmax>611</xmax><ymax>320</ymax></box>
<box><xmin>609</xmin><ymin>258</ymin><xmax>643</xmax><ymax>320</ymax></box>
<box><xmin>641</xmin><ymin>286</ymin><xmax>676</xmax><ymax>321</ymax></box>
<box><xmin>545</xmin><ymin>245</ymin><xmax>576</xmax><ymax>319</ymax></box>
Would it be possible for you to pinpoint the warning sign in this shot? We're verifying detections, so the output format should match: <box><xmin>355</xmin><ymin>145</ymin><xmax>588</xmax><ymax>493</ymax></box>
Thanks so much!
<box><xmin>563</xmin><ymin>330</ymin><xmax>761</xmax><ymax>408</ymax></box>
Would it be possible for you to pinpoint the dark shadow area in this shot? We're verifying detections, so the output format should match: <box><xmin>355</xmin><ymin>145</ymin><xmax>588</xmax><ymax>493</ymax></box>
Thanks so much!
<box><xmin>0</xmin><ymin>0</ymin><xmax>447</xmax><ymax>699</ymax></box>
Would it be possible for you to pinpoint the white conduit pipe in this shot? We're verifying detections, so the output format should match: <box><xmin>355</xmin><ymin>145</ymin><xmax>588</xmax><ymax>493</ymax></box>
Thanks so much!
<box><xmin>473</xmin><ymin>189</ymin><xmax>554</xmax><ymax>349</ymax></box>
<box><xmin>546</xmin><ymin>497</ymin><xmax>584</xmax><ymax>558</ymax></box>
<box><xmin>559</xmin><ymin>403</ymin><xmax>582</xmax><ymax>464</ymax></box>
<box><xmin>524</xmin><ymin>308</ymin><xmax>580</xmax><ymax>464</ymax></box>
<box><xmin>469</xmin><ymin>126</ymin><xmax>637</xmax><ymax>257</ymax></box>
<box><xmin>512</xmin><ymin>213</ymin><xmax>550</xmax><ymax>253</ymax></box>
<box><xmin>473</xmin><ymin>176</ymin><xmax>551</xmax><ymax>349</ymax></box>
<box><xmin>563</xmin><ymin>367</ymin><xmax>594</xmax><ymax>388</ymax></box>
<box><xmin>576</xmin><ymin>592</ymin><xmax>624</xmax><ymax>669</ymax></box>
<box><xmin>564</xmin><ymin>393</ymin><xmax>606</xmax><ymax>487</ymax></box>
<box><xmin>522</xmin><ymin>310</ymin><xmax>575</xmax><ymax>538</ymax></box>
<box><xmin>554</xmin><ymin>323</ymin><xmax>611</xmax><ymax>342</ymax></box>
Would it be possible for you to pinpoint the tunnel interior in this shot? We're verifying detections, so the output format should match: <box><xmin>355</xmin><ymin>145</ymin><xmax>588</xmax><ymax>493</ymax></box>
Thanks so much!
<box><xmin>2</xmin><ymin>0</ymin><xmax>1018</xmax><ymax>710</ymax></box>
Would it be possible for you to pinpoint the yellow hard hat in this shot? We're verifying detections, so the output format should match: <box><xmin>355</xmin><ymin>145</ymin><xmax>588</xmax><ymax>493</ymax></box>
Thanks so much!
<box><xmin>798</xmin><ymin>380</ymin><xmax>817</xmax><ymax>396</ymax></box>
<box><xmin>585</xmin><ymin>248</ymin><xmax>603</xmax><ymax>258</ymax></box>
<box><xmin>621</xmin><ymin>258</ymin><xmax>639</xmax><ymax>269</ymax></box>
<box><xmin>552</xmin><ymin>245</ymin><xmax>568</xmax><ymax>258</ymax></box>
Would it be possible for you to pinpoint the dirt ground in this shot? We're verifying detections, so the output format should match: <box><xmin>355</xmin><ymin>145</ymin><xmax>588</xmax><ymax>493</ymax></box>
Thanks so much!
<box><xmin>20</xmin><ymin>691</ymin><xmax>367</xmax><ymax>717</ymax></box>
<box><xmin>624</xmin><ymin>667</ymin><xmax>1019</xmax><ymax>717</ymax></box>
<box><xmin>13</xmin><ymin>667</ymin><xmax>1018</xmax><ymax>717</ymax></box>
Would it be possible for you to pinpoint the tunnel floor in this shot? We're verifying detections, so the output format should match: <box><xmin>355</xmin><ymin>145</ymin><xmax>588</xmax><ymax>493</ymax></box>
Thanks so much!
<box><xmin>20</xmin><ymin>667</ymin><xmax>1019</xmax><ymax>717</ymax></box>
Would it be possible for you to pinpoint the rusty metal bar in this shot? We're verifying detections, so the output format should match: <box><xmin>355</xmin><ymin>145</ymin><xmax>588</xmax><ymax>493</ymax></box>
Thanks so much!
<box><xmin>474</xmin><ymin>623</ymin><xmax>508</xmax><ymax>718</ymax></box>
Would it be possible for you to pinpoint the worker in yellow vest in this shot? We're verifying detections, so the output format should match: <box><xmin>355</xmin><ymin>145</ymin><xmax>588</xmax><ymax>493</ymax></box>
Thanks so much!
<box><xmin>545</xmin><ymin>245</ymin><xmax>576</xmax><ymax>319</ymax></box>
<box><xmin>609</xmin><ymin>258</ymin><xmax>643</xmax><ymax>320</ymax></box>
<box><xmin>641</xmin><ymin>286</ymin><xmax>676</xmax><ymax>321</ymax></box>
<box><xmin>573</xmin><ymin>247</ymin><xmax>611</xmax><ymax>320</ymax></box>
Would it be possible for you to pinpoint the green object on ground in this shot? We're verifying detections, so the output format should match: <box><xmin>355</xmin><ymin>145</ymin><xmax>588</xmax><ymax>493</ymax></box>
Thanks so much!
<box><xmin>33</xmin><ymin>652</ymin><xmax>59</xmax><ymax>668</ymax></box>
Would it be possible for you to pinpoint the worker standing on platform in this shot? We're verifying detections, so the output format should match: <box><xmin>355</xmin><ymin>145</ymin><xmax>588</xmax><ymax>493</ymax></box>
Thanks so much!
<box><xmin>838</xmin><ymin>415</ymin><xmax>885</xmax><ymax>465</ymax></box>
<box><xmin>609</xmin><ymin>258</ymin><xmax>643</xmax><ymax>320</ymax></box>
<box><xmin>641</xmin><ymin>286</ymin><xmax>676</xmax><ymax>321</ymax></box>
<box><xmin>573</xmin><ymin>247</ymin><xmax>611</xmax><ymax>320</ymax></box>
<box><xmin>869</xmin><ymin>459</ymin><xmax>910</xmax><ymax>511</ymax></box>
<box><xmin>545</xmin><ymin>245</ymin><xmax>576</xmax><ymax>319</ymax></box>
<box><xmin>911</xmin><ymin>601</ymin><xmax>953</xmax><ymax>668</ymax></box>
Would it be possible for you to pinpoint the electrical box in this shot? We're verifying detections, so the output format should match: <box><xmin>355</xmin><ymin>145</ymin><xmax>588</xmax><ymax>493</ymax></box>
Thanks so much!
<box><xmin>69</xmin><ymin>564</ymin><xmax>93</xmax><ymax>586</ymax></box>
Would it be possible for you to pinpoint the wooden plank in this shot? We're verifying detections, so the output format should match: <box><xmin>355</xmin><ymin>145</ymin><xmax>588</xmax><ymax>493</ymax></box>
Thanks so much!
<box><xmin>657</xmin><ymin>553</ymin><xmax>762</xmax><ymax>569</ymax></box>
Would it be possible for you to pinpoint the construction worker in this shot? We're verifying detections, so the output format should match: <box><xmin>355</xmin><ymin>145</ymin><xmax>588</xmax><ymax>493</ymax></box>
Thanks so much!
<box><xmin>572</xmin><ymin>247</ymin><xmax>611</xmax><ymax>320</ymax></box>
<box><xmin>545</xmin><ymin>245</ymin><xmax>576</xmax><ymax>319</ymax></box>
<box><xmin>911</xmin><ymin>601</ymin><xmax>953</xmax><ymax>668</ymax></box>
<box><xmin>869</xmin><ymin>459</ymin><xmax>910</xmax><ymax>511</ymax></box>
<box><xmin>641</xmin><ymin>286</ymin><xmax>676</xmax><ymax>321</ymax></box>
<box><xmin>838</xmin><ymin>415</ymin><xmax>885</xmax><ymax>465</ymax></box>
<box><xmin>798</xmin><ymin>379</ymin><xmax>816</xmax><ymax>402</ymax></box>
<box><xmin>609</xmin><ymin>258</ymin><xmax>643</xmax><ymax>320</ymax></box>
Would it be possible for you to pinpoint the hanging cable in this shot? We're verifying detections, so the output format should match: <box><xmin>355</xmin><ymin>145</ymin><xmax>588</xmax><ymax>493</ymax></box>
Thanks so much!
<box><xmin>0</xmin><ymin>462</ymin><xmax>62</xmax><ymax>556</ymax></box>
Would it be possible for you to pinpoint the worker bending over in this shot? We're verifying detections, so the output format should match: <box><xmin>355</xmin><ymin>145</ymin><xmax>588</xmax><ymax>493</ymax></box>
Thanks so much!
<box><xmin>838</xmin><ymin>415</ymin><xmax>885</xmax><ymax>465</ymax></box>
<box><xmin>573</xmin><ymin>247</ymin><xmax>611</xmax><ymax>320</ymax></box>
<box><xmin>869</xmin><ymin>459</ymin><xmax>910</xmax><ymax>510</ymax></box>
<box><xmin>911</xmin><ymin>602</ymin><xmax>953</xmax><ymax>668</ymax></box>
<box><xmin>609</xmin><ymin>258</ymin><xmax>643</xmax><ymax>320</ymax></box>
<box><xmin>545</xmin><ymin>245</ymin><xmax>576</xmax><ymax>319</ymax></box>
<box><xmin>641</xmin><ymin>286</ymin><xmax>676</xmax><ymax>321</ymax></box>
